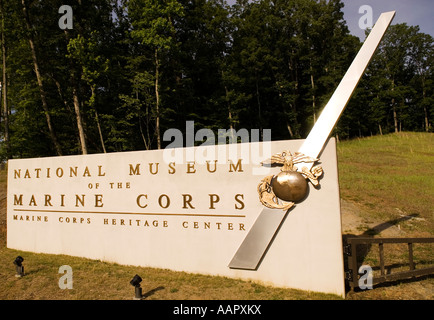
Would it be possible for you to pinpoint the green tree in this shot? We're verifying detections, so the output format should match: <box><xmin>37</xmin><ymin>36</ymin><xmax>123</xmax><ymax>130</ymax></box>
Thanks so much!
<box><xmin>128</xmin><ymin>0</ymin><xmax>184</xmax><ymax>149</ymax></box>
<box><xmin>67</xmin><ymin>31</ymin><xmax>110</xmax><ymax>153</ymax></box>
<box><xmin>409</xmin><ymin>31</ymin><xmax>434</xmax><ymax>132</ymax></box>
<box><xmin>363</xmin><ymin>23</ymin><xmax>432</xmax><ymax>135</ymax></box>
<box><xmin>21</xmin><ymin>0</ymin><xmax>63</xmax><ymax>155</ymax></box>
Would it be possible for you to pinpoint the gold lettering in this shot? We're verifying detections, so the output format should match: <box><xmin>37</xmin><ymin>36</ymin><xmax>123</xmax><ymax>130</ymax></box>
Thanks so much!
<box><xmin>70</xmin><ymin>166</ymin><xmax>78</xmax><ymax>177</ymax></box>
<box><xmin>14</xmin><ymin>194</ymin><xmax>23</xmax><ymax>206</ymax></box>
<box><xmin>56</xmin><ymin>167</ymin><xmax>64</xmax><ymax>177</ymax></box>
<box><xmin>95</xmin><ymin>194</ymin><xmax>104</xmax><ymax>207</ymax></box>
<box><xmin>60</xmin><ymin>194</ymin><xmax>65</xmax><ymax>207</ymax></box>
<box><xmin>83</xmin><ymin>166</ymin><xmax>91</xmax><ymax>177</ymax></box>
<box><xmin>158</xmin><ymin>194</ymin><xmax>170</xmax><ymax>208</ymax></box>
<box><xmin>136</xmin><ymin>194</ymin><xmax>148</xmax><ymax>208</ymax></box>
<box><xmin>29</xmin><ymin>195</ymin><xmax>37</xmax><ymax>206</ymax></box>
<box><xmin>182</xmin><ymin>221</ymin><xmax>188</xmax><ymax>228</ymax></box>
<box><xmin>187</xmin><ymin>161</ymin><xmax>196</xmax><ymax>173</ymax></box>
<box><xmin>35</xmin><ymin>168</ymin><xmax>41</xmax><ymax>178</ymax></box>
<box><xmin>14</xmin><ymin>169</ymin><xmax>21</xmax><ymax>179</ymax></box>
<box><xmin>206</xmin><ymin>160</ymin><xmax>217</xmax><ymax>173</ymax></box>
<box><xmin>234</xmin><ymin>194</ymin><xmax>245</xmax><ymax>210</ymax></box>
<box><xmin>75</xmin><ymin>194</ymin><xmax>85</xmax><ymax>207</ymax></box>
<box><xmin>229</xmin><ymin>159</ymin><xmax>243</xmax><ymax>172</ymax></box>
<box><xmin>24</xmin><ymin>169</ymin><xmax>31</xmax><ymax>178</ymax></box>
<box><xmin>182</xmin><ymin>194</ymin><xmax>195</xmax><ymax>209</ymax></box>
<box><xmin>129</xmin><ymin>164</ymin><xmax>141</xmax><ymax>175</ymax></box>
<box><xmin>98</xmin><ymin>165</ymin><xmax>106</xmax><ymax>176</ymax></box>
<box><xmin>149</xmin><ymin>163</ymin><xmax>159</xmax><ymax>175</ymax></box>
<box><xmin>44</xmin><ymin>194</ymin><xmax>52</xmax><ymax>206</ymax></box>
<box><xmin>209</xmin><ymin>194</ymin><xmax>220</xmax><ymax>209</ymax></box>
<box><xmin>168</xmin><ymin>162</ymin><xmax>176</xmax><ymax>174</ymax></box>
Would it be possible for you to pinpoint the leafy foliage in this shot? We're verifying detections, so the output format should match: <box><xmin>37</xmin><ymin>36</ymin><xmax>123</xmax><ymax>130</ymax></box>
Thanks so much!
<box><xmin>0</xmin><ymin>0</ymin><xmax>432</xmax><ymax>160</ymax></box>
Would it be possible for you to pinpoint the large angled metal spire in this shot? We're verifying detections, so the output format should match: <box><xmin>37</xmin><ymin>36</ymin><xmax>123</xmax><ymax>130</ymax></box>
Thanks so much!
<box><xmin>229</xmin><ymin>11</ymin><xmax>396</xmax><ymax>270</ymax></box>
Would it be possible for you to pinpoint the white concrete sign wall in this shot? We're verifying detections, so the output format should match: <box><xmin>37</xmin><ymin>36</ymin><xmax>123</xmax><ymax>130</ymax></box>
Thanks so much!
<box><xmin>7</xmin><ymin>138</ymin><xmax>345</xmax><ymax>297</ymax></box>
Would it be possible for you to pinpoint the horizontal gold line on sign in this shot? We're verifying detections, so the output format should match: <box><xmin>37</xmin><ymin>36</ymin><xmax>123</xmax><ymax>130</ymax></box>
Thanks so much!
<box><xmin>13</xmin><ymin>208</ymin><xmax>245</xmax><ymax>218</ymax></box>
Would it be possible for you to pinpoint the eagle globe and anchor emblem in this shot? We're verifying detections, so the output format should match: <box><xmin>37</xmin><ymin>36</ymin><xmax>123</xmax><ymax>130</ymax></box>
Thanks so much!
<box><xmin>257</xmin><ymin>150</ymin><xmax>324</xmax><ymax>210</ymax></box>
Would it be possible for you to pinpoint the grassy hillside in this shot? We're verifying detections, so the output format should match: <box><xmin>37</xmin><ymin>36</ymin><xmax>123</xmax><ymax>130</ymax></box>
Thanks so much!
<box><xmin>337</xmin><ymin>132</ymin><xmax>433</xmax><ymax>235</ymax></box>
<box><xmin>0</xmin><ymin>132</ymin><xmax>432</xmax><ymax>300</ymax></box>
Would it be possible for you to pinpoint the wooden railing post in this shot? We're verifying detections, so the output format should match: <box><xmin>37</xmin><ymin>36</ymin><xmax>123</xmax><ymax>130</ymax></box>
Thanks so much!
<box><xmin>344</xmin><ymin>237</ymin><xmax>434</xmax><ymax>292</ymax></box>
<box><xmin>408</xmin><ymin>242</ymin><xmax>415</xmax><ymax>271</ymax></box>
<box><xmin>379</xmin><ymin>242</ymin><xmax>385</xmax><ymax>276</ymax></box>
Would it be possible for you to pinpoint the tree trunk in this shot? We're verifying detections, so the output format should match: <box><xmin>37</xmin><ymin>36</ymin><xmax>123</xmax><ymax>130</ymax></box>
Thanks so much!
<box><xmin>255</xmin><ymin>76</ymin><xmax>262</xmax><ymax>136</ymax></box>
<box><xmin>424</xmin><ymin>105</ymin><xmax>430</xmax><ymax>132</ymax></box>
<box><xmin>1</xmin><ymin>0</ymin><xmax>9</xmax><ymax>158</ymax></box>
<box><xmin>155</xmin><ymin>48</ymin><xmax>161</xmax><ymax>150</ymax></box>
<box><xmin>391</xmin><ymin>79</ymin><xmax>398</xmax><ymax>133</ymax></box>
<box><xmin>89</xmin><ymin>85</ymin><xmax>105</xmax><ymax>153</ymax></box>
<box><xmin>222</xmin><ymin>71</ymin><xmax>234</xmax><ymax>131</ymax></box>
<box><xmin>64</xmin><ymin>29</ymin><xmax>88</xmax><ymax>155</ymax></box>
<box><xmin>310</xmin><ymin>60</ymin><xmax>316</xmax><ymax>123</ymax></box>
<box><xmin>288</xmin><ymin>52</ymin><xmax>301</xmax><ymax>137</ymax></box>
<box><xmin>91</xmin><ymin>86</ymin><xmax>106</xmax><ymax>153</ymax></box>
<box><xmin>392</xmin><ymin>102</ymin><xmax>398</xmax><ymax>133</ymax></box>
<box><xmin>95</xmin><ymin>110</ymin><xmax>106</xmax><ymax>153</ymax></box>
<box><xmin>52</xmin><ymin>75</ymin><xmax>72</xmax><ymax>113</ymax></box>
<box><xmin>223</xmin><ymin>72</ymin><xmax>235</xmax><ymax>142</ymax></box>
<box><xmin>286</xmin><ymin>122</ymin><xmax>294</xmax><ymax>138</ymax></box>
<box><xmin>422</xmin><ymin>87</ymin><xmax>430</xmax><ymax>132</ymax></box>
<box><xmin>139</xmin><ymin>117</ymin><xmax>150</xmax><ymax>150</ymax></box>
<box><xmin>21</xmin><ymin>0</ymin><xmax>62</xmax><ymax>156</ymax></box>
<box><xmin>72</xmin><ymin>80</ymin><xmax>87</xmax><ymax>154</ymax></box>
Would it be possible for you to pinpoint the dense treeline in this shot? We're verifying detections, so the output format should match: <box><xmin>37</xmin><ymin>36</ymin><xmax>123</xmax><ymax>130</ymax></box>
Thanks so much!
<box><xmin>0</xmin><ymin>0</ymin><xmax>432</xmax><ymax>160</ymax></box>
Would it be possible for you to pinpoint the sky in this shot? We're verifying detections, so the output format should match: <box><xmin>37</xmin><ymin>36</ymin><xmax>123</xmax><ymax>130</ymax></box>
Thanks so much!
<box><xmin>340</xmin><ymin>0</ymin><xmax>434</xmax><ymax>40</ymax></box>
<box><xmin>226</xmin><ymin>0</ymin><xmax>434</xmax><ymax>40</ymax></box>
